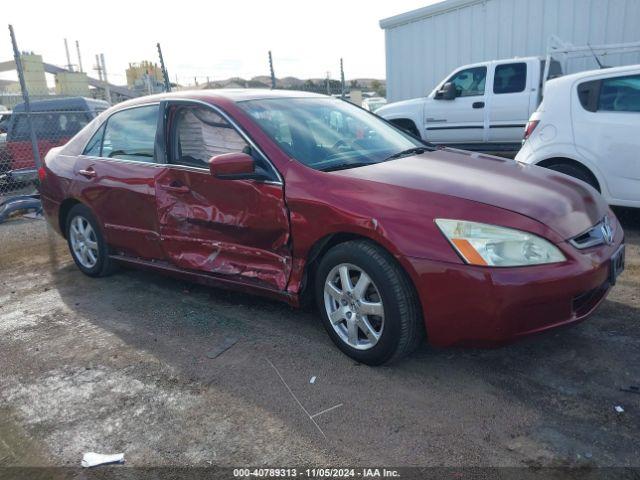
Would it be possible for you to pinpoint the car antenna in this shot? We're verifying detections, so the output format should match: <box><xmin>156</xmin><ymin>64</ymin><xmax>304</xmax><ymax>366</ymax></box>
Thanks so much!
<box><xmin>587</xmin><ymin>43</ymin><xmax>606</xmax><ymax>69</ymax></box>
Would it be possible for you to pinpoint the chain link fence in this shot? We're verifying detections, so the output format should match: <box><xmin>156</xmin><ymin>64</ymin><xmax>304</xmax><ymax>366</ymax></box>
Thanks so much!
<box><xmin>0</xmin><ymin>26</ymin><xmax>113</xmax><ymax>220</ymax></box>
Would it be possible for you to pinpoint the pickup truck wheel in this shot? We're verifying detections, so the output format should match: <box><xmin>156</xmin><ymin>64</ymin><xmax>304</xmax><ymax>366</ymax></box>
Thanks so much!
<box><xmin>65</xmin><ymin>204</ymin><xmax>114</xmax><ymax>277</ymax></box>
<box><xmin>315</xmin><ymin>240</ymin><xmax>423</xmax><ymax>365</ymax></box>
<box><xmin>545</xmin><ymin>162</ymin><xmax>600</xmax><ymax>192</ymax></box>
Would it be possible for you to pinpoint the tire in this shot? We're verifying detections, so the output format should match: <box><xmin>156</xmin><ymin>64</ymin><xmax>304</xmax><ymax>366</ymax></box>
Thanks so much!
<box><xmin>315</xmin><ymin>240</ymin><xmax>423</xmax><ymax>365</ymax></box>
<box><xmin>65</xmin><ymin>204</ymin><xmax>114</xmax><ymax>277</ymax></box>
<box><xmin>545</xmin><ymin>162</ymin><xmax>600</xmax><ymax>192</ymax></box>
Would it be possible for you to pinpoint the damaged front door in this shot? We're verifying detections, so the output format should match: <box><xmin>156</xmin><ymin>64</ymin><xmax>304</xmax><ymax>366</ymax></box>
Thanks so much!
<box><xmin>155</xmin><ymin>101</ymin><xmax>291</xmax><ymax>291</ymax></box>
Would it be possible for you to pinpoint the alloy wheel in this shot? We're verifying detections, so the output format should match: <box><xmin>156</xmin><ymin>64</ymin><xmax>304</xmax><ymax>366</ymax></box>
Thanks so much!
<box><xmin>323</xmin><ymin>263</ymin><xmax>385</xmax><ymax>350</ymax></box>
<box><xmin>69</xmin><ymin>215</ymin><xmax>99</xmax><ymax>269</ymax></box>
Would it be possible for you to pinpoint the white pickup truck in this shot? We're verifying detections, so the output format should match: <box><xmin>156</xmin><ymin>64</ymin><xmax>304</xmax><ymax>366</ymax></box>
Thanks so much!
<box><xmin>377</xmin><ymin>56</ymin><xmax>561</xmax><ymax>156</ymax></box>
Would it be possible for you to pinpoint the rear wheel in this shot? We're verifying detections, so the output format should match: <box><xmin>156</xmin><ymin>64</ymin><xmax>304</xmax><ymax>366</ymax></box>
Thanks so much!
<box><xmin>65</xmin><ymin>204</ymin><xmax>114</xmax><ymax>277</ymax></box>
<box><xmin>315</xmin><ymin>240</ymin><xmax>423</xmax><ymax>365</ymax></box>
<box><xmin>545</xmin><ymin>162</ymin><xmax>600</xmax><ymax>192</ymax></box>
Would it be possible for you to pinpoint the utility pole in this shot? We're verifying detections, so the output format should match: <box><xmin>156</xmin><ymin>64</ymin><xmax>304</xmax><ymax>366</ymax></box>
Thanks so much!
<box><xmin>156</xmin><ymin>42</ymin><xmax>171</xmax><ymax>92</ymax></box>
<box><xmin>340</xmin><ymin>58</ymin><xmax>345</xmax><ymax>99</ymax></box>
<box><xmin>326</xmin><ymin>71</ymin><xmax>331</xmax><ymax>95</ymax></box>
<box><xmin>268</xmin><ymin>50</ymin><xmax>276</xmax><ymax>89</ymax></box>
<box><xmin>94</xmin><ymin>54</ymin><xmax>103</xmax><ymax>81</ymax></box>
<box><xmin>100</xmin><ymin>53</ymin><xmax>111</xmax><ymax>104</ymax></box>
<box><xmin>64</xmin><ymin>38</ymin><xmax>73</xmax><ymax>71</ymax></box>
<box><xmin>9</xmin><ymin>25</ymin><xmax>41</xmax><ymax>168</ymax></box>
<box><xmin>76</xmin><ymin>40</ymin><xmax>83</xmax><ymax>72</ymax></box>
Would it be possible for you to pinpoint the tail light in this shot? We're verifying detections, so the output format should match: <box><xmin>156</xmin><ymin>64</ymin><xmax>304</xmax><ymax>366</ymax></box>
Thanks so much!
<box><xmin>523</xmin><ymin>120</ymin><xmax>539</xmax><ymax>141</ymax></box>
<box><xmin>38</xmin><ymin>167</ymin><xmax>46</xmax><ymax>181</ymax></box>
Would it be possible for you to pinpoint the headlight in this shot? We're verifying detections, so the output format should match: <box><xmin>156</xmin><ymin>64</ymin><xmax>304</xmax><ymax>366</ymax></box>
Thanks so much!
<box><xmin>435</xmin><ymin>219</ymin><xmax>566</xmax><ymax>267</ymax></box>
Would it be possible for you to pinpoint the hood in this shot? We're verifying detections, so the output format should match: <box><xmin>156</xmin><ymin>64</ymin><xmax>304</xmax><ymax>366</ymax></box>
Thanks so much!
<box><xmin>334</xmin><ymin>149</ymin><xmax>608</xmax><ymax>240</ymax></box>
<box><xmin>376</xmin><ymin>97</ymin><xmax>424</xmax><ymax>117</ymax></box>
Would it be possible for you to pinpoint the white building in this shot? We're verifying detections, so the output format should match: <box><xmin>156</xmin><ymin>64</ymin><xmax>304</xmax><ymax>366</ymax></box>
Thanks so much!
<box><xmin>380</xmin><ymin>0</ymin><xmax>640</xmax><ymax>102</ymax></box>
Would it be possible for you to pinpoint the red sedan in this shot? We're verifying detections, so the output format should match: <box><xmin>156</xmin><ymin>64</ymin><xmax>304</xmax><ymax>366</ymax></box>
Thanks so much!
<box><xmin>39</xmin><ymin>90</ymin><xmax>625</xmax><ymax>365</ymax></box>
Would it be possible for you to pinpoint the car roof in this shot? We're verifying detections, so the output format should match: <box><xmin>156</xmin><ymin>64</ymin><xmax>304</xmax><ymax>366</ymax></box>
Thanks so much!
<box><xmin>547</xmin><ymin>64</ymin><xmax>640</xmax><ymax>88</ymax></box>
<box><xmin>112</xmin><ymin>88</ymin><xmax>330</xmax><ymax>110</ymax></box>
<box><xmin>12</xmin><ymin>96</ymin><xmax>110</xmax><ymax>113</ymax></box>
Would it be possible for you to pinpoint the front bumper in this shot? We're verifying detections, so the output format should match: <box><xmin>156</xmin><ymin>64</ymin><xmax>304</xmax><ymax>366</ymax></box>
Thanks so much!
<box><xmin>407</xmin><ymin>228</ymin><xmax>624</xmax><ymax>348</ymax></box>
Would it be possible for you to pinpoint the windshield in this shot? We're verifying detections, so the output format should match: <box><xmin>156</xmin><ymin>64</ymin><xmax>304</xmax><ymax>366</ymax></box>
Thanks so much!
<box><xmin>237</xmin><ymin>97</ymin><xmax>427</xmax><ymax>171</ymax></box>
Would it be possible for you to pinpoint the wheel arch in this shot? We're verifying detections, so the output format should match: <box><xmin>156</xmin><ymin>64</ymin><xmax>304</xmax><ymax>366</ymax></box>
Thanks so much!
<box><xmin>535</xmin><ymin>156</ymin><xmax>602</xmax><ymax>193</ymax></box>
<box><xmin>388</xmin><ymin>118</ymin><xmax>420</xmax><ymax>138</ymax></box>
<box><xmin>299</xmin><ymin>232</ymin><xmax>425</xmax><ymax>327</ymax></box>
<box><xmin>58</xmin><ymin>197</ymin><xmax>83</xmax><ymax>238</ymax></box>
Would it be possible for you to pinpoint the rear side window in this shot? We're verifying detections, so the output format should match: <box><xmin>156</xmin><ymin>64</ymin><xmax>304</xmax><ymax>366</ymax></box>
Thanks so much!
<box><xmin>494</xmin><ymin>63</ymin><xmax>527</xmax><ymax>94</ymax></box>
<box><xmin>10</xmin><ymin>111</ymin><xmax>92</xmax><ymax>141</ymax></box>
<box><xmin>9</xmin><ymin>113</ymin><xmax>51</xmax><ymax>141</ymax></box>
<box><xmin>100</xmin><ymin>105</ymin><xmax>159</xmax><ymax>162</ymax></box>
<box><xmin>577</xmin><ymin>80</ymin><xmax>600</xmax><ymax>112</ymax></box>
<box><xmin>598</xmin><ymin>74</ymin><xmax>640</xmax><ymax>112</ymax></box>
<box><xmin>83</xmin><ymin>124</ymin><xmax>105</xmax><ymax>156</ymax></box>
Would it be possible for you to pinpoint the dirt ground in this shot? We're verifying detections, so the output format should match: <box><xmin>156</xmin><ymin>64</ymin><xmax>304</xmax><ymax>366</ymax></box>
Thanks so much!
<box><xmin>0</xmin><ymin>208</ymin><xmax>638</xmax><ymax>473</ymax></box>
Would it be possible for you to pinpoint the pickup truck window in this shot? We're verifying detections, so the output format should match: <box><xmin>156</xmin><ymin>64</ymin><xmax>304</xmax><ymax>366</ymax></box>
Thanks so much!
<box><xmin>447</xmin><ymin>67</ymin><xmax>486</xmax><ymax>97</ymax></box>
<box><xmin>494</xmin><ymin>63</ymin><xmax>527</xmax><ymax>94</ymax></box>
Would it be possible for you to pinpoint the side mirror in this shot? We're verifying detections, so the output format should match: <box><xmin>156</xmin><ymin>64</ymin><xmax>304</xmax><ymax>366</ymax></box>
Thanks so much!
<box><xmin>435</xmin><ymin>82</ymin><xmax>457</xmax><ymax>100</ymax></box>
<box><xmin>209</xmin><ymin>152</ymin><xmax>255</xmax><ymax>179</ymax></box>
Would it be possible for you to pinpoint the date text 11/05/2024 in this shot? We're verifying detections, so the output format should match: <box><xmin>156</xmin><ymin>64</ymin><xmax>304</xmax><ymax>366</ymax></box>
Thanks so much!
<box><xmin>233</xmin><ymin>468</ymin><xmax>401</xmax><ymax>477</ymax></box>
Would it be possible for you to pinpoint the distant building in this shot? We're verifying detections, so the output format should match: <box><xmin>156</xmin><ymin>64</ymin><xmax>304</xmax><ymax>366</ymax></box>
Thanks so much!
<box><xmin>19</xmin><ymin>53</ymin><xmax>48</xmax><ymax>96</ymax></box>
<box><xmin>380</xmin><ymin>0</ymin><xmax>640</xmax><ymax>102</ymax></box>
<box><xmin>126</xmin><ymin>61</ymin><xmax>165</xmax><ymax>94</ymax></box>
<box><xmin>55</xmin><ymin>71</ymin><xmax>90</xmax><ymax>96</ymax></box>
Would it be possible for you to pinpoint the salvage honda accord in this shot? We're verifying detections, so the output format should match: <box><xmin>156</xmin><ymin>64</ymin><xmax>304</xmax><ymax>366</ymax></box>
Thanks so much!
<box><xmin>39</xmin><ymin>90</ymin><xmax>625</xmax><ymax>365</ymax></box>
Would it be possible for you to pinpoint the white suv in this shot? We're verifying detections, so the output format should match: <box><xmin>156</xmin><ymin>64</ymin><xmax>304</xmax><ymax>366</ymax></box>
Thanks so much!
<box><xmin>516</xmin><ymin>65</ymin><xmax>640</xmax><ymax>208</ymax></box>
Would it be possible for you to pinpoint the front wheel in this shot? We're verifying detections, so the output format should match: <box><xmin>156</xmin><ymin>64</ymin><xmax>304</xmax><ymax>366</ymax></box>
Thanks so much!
<box><xmin>315</xmin><ymin>241</ymin><xmax>424</xmax><ymax>365</ymax></box>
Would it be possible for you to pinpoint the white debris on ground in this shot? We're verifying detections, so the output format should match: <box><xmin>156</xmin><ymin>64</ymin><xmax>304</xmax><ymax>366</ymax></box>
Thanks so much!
<box><xmin>81</xmin><ymin>452</ymin><xmax>125</xmax><ymax>468</ymax></box>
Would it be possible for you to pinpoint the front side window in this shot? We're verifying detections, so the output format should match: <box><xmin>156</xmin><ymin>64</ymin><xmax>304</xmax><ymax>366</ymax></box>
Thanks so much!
<box><xmin>170</xmin><ymin>106</ymin><xmax>247</xmax><ymax>168</ymax></box>
<box><xmin>238</xmin><ymin>97</ymin><xmax>425</xmax><ymax>171</ymax></box>
<box><xmin>494</xmin><ymin>63</ymin><xmax>527</xmax><ymax>94</ymax></box>
<box><xmin>598</xmin><ymin>74</ymin><xmax>640</xmax><ymax>112</ymax></box>
<box><xmin>99</xmin><ymin>105</ymin><xmax>159</xmax><ymax>162</ymax></box>
<box><xmin>447</xmin><ymin>67</ymin><xmax>487</xmax><ymax>97</ymax></box>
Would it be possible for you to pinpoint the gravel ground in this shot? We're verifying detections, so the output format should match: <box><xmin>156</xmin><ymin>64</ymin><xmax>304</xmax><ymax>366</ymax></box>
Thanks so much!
<box><xmin>0</xmin><ymin>208</ymin><xmax>638</xmax><ymax>472</ymax></box>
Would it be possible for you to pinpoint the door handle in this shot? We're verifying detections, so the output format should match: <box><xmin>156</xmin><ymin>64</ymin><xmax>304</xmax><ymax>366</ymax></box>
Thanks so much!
<box><xmin>78</xmin><ymin>168</ymin><xmax>96</xmax><ymax>179</ymax></box>
<box><xmin>472</xmin><ymin>102</ymin><xmax>485</xmax><ymax>109</ymax></box>
<box><xmin>162</xmin><ymin>183</ymin><xmax>190</xmax><ymax>193</ymax></box>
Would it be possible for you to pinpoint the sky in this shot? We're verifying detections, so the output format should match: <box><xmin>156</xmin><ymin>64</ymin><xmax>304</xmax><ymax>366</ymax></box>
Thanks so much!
<box><xmin>3</xmin><ymin>0</ymin><xmax>440</xmax><ymax>86</ymax></box>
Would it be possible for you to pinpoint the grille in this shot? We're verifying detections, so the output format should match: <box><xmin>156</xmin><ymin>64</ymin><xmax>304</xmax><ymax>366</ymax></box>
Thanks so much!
<box><xmin>570</xmin><ymin>216</ymin><xmax>614</xmax><ymax>249</ymax></box>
